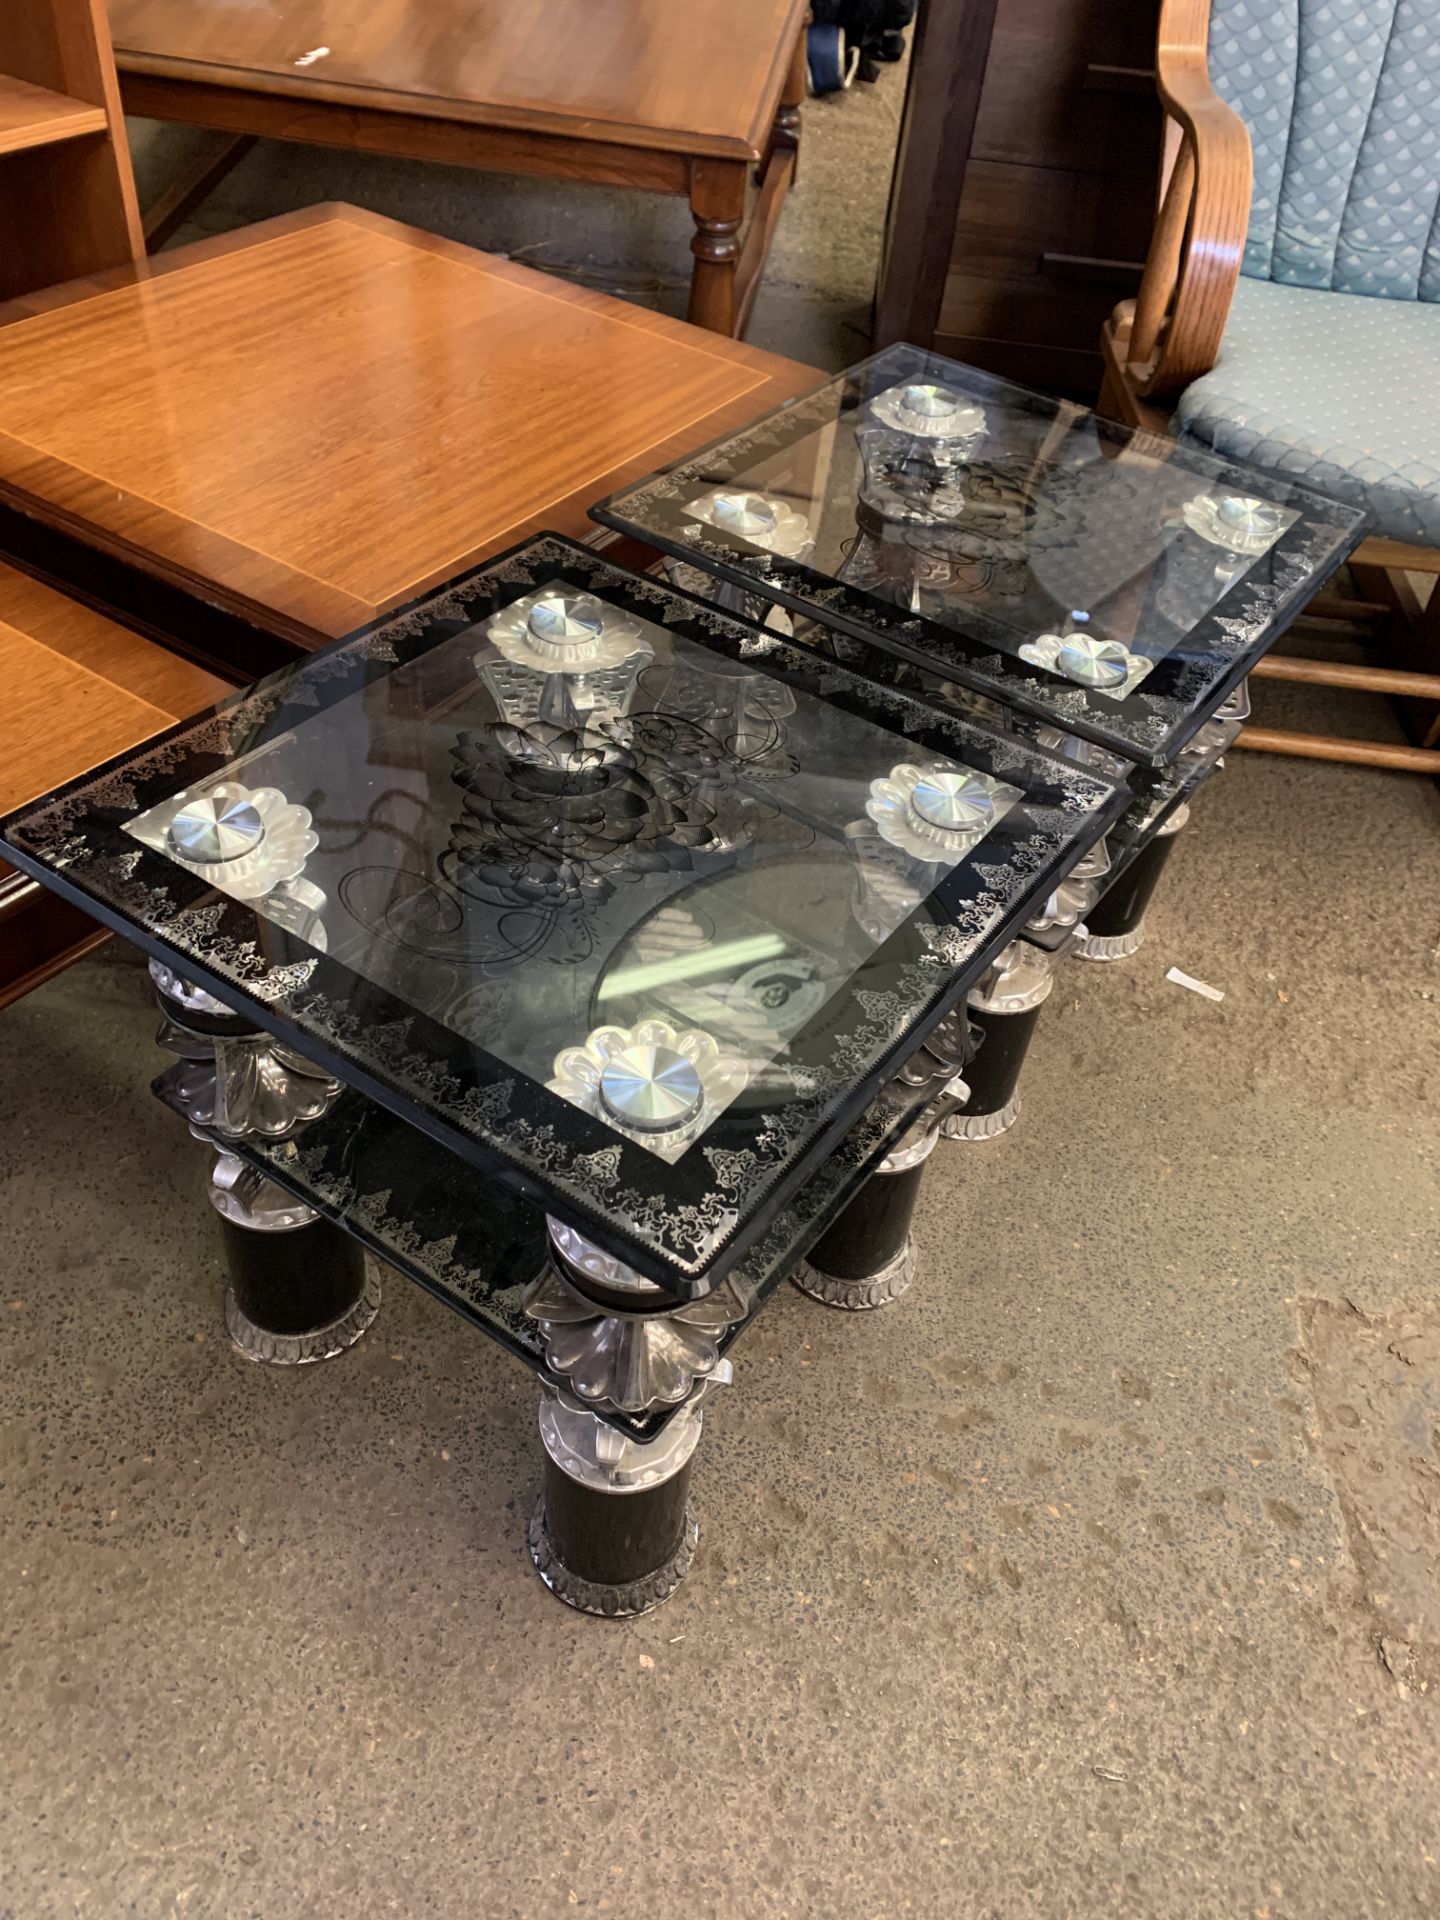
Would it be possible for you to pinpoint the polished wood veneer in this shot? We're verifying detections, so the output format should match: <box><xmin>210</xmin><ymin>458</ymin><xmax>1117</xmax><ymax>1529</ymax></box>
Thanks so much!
<box><xmin>0</xmin><ymin>74</ymin><xmax>106</xmax><ymax>154</ymax></box>
<box><xmin>0</xmin><ymin>0</ymin><xmax>144</xmax><ymax>298</ymax></box>
<box><xmin>0</xmin><ymin>561</ymin><xmax>229</xmax><ymax>1007</ymax></box>
<box><xmin>110</xmin><ymin>0</ymin><xmax>808</xmax><ymax>336</ymax></box>
<box><xmin>0</xmin><ymin>206</ymin><xmax>820</xmax><ymax>648</ymax></box>
<box><xmin>113</xmin><ymin>0</ymin><xmax>798</xmax><ymax>155</ymax></box>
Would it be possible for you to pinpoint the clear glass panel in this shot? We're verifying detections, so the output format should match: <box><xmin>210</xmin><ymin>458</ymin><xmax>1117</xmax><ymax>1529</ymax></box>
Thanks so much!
<box><xmin>2</xmin><ymin>536</ymin><xmax>1126</xmax><ymax>1291</ymax></box>
<box><xmin>123</xmin><ymin>579</ymin><xmax>1021</xmax><ymax>1165</ymax></box>
<box><xmin>594</xmin><ymin>344</ymin><xmax>1368</xmax><ymax>767</ymax></box>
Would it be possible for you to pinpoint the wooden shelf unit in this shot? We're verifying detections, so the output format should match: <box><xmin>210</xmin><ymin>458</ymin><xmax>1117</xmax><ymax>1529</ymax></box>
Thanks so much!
<box><xmin>0</xmin><ymin>72</ymin><xmax>108</xmax><ymax>154</ymax></box>
<box><xmin>0</xmin><ymin>0</ymin><xmax>143</xmax><ymax>301</ymax></box>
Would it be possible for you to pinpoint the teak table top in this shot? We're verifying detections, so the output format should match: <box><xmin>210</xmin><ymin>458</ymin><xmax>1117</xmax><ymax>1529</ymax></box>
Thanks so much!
<box><xmin>110</xmin><ymin>0</ymin><xmax>808</xmax><ymax>160</ymax></box>
<box><xmin>0</xmin><ymin>205</ymin><xmax>818</xmax><ymax>647</ymax></box>
<box><xmin>0</xmin><ymin>561</ymin><xmax>227</xmax><ymax>815</ymax></box>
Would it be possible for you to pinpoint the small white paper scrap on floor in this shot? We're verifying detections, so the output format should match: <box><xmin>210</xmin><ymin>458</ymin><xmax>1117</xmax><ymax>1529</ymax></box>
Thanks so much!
<box><xmin>1165</xmin><ymin>967</ymin><xmax>1225</xmax><ymax>1003</ymax></box>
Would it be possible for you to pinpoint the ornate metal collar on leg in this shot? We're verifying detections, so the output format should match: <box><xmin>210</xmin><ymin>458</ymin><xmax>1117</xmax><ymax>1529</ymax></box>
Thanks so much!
<box><xmin>524</xmin><ymin>1227</ymin><xmax>748</xmax><ymax>1415</ymax></box>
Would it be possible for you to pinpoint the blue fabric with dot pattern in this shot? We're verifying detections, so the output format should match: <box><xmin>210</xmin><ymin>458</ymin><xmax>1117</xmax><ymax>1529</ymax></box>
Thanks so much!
<box><xmin>1179</xmin><ymin>277</ymin><xmax>1440</xmax><ymax>544</ymax></box>
<box><xmin>1181</xmin><ymin>1</ymin><xmax>1440</xmax><ymax>541</ymax></box>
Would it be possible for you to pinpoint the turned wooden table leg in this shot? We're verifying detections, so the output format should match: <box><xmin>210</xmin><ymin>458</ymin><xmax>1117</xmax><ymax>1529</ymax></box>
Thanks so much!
<box><xmin>687</xmin><ymin>158</ymin><xmax>747</xmax><ymax>336</ymax></box>
<box><xmin>776</xmin><ymin>22</ymin><xmax>807</xmax><ymax>172</ymax></box>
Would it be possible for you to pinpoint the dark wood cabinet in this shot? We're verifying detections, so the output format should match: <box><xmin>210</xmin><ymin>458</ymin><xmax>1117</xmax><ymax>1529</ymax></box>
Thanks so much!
<box><xmin>876</xmin><ymin>0</ymin><xmax>1161</xmax><ymax>396</ymax></box>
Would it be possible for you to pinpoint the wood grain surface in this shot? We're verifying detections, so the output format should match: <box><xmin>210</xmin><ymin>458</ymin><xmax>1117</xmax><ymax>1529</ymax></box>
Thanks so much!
<box><xmin>0</xmin><ymin>560</ymin><xmax>227</xmax><ymax>813</ymax></box>
<box><xmin>0</xmin><ymin>206</ymin><xmax>820</xmax><ymax>646</ymax></box>
<box><xmin>111</xmin><ymin>0</ymin><xmax>807</xmax><ymax>159</ymax></box>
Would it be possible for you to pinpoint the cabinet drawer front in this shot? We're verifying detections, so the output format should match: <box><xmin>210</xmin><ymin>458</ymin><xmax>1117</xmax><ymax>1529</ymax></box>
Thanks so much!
<box><xmin>940</xmin><ymin>160</ymin><xmax>1153</xmax><ymax>359</ymax></box>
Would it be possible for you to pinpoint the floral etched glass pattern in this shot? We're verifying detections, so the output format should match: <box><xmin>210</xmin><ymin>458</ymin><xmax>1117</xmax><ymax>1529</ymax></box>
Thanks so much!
<box><xmin>592</xmin><ymin>344</ymin><xmax>1369</xmax><ymax>767</ymax></box>
<box><xmin>1</xmin><ymin>536</ymin><xmax>1126</xmax><ymax>1292</ymax></box>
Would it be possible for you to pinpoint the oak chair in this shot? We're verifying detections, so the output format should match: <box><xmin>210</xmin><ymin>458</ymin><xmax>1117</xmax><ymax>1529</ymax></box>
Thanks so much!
<box><xmin>1099</xmin><ymin>0</ymin><xmax>1440</xmax><ymax>773</ymax></box>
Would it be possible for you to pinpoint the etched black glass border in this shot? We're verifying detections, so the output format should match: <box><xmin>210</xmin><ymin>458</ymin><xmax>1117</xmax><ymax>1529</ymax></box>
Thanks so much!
<box><xmin>2</xmin><ymin>533</ymin><xmax>1126</xmax><ymax>1293</ymax></box>
<box><xmin>592</xmin><ymin>343</ymin><xmax>1369</xmax><ymax>768</ymax></box>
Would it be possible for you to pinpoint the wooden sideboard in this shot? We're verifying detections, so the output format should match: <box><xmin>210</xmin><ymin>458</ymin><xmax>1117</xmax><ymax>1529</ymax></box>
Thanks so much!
<box><xmin>876</xmin><ymin>0</ymin><xmax>1162</xmax><ymax>396</ymax></box>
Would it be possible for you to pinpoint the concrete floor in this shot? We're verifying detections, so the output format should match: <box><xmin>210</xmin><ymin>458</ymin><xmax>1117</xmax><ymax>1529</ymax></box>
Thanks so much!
<box><xmin>2</xmin><ymin>58</ymin><xmax>1439</xmax><ymax>1920</ymax></box>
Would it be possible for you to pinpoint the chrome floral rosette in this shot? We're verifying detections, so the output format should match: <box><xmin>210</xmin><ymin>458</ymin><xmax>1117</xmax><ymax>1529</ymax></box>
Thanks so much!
<box><xmin>864</xmin><ymin>762</ymin><xmax>1019</xmax><ymax>866</ymax></box>
<box><xmin>1017</xmin><ymin>630</ymin><xmax>1152</xmax><ymax>699</ymax></box>
<box><xmin>683</xmin><ymin>488</ymin><xmax>813</xmax><ymax>559</ymax></box>
<box><xmin>483</xmin><ymin>587</ymin><xmax>654</xmax><ymax>675</ymax></box>
<box><xmin>1180</xmin><ymin>492</ymin><xmax>1289</xmax><ymax>557</ymax></box>
<box><xmin>124</xmin><ymin>780</ymin><xmax>318</xmax><ymax>902</ymax></box>
<box><xmin>548</xmin><ymin>1018</ymin><xmax>749</xmax><ymax>1163</ymax></box>
<box><xmin>867</xmin><ymin>379</ymin><xmax>987</xmax><ymax>444</ymax></box>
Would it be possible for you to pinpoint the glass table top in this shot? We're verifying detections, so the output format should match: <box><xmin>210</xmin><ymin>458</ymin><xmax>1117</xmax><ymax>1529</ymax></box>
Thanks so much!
<box><xmin>592</xmin><ymin>343</ymin><xmax>1368</xmax><ymax>768</ymax></box>
<box><xmin>1</xmin><ymin>534</ymin><xmax>1126</xmax><ymax>1294</ymax></box>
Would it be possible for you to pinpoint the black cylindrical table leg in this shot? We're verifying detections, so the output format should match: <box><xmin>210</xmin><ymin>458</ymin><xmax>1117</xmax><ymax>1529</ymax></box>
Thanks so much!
<box><xmin>793</xmin><ymin>1139</ymin><xmax>932</xmax><ymax>1310</ymax></box>
<box><xmin>211</xmin><ymin>1156</ymin><xmax>380</xmax><ymax>1365</ymax></box>
<box><xmin>529</xmin><ymin>1396</ymin><xmax>703</xmax><ymax>1618</ymax></box>
<box><xmin>955</xmin><ymin>998</ymin><xmax>1042</xmax><ymax>1132</ymax></box>
<box><xmin>1077</xmin><ymin>802</ymin><xmax>1190</xmax><ymax>963</ymax></box>
<box><xmin>943</xmin><ymin>941</ymin><xmax>1058</xmax><ymax>1142</ymax></box>
<box><xmin>541</xmin><ymin>1453</ymin><xmax>694</xmax><ymax>1587</ymax></box>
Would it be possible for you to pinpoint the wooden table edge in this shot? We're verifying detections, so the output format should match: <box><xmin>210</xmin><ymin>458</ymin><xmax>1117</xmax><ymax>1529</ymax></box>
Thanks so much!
<box><xmin>113</xmin><ymin>17</ymin><xmax>809</xmax><ymax>164</ymax></box>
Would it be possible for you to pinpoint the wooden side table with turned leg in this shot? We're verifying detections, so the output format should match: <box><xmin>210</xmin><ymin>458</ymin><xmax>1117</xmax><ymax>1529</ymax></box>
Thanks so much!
<box><xmin>110</xmin><ymin>0</ymin><xmax>810</xmax><ymax>338</ymax></box>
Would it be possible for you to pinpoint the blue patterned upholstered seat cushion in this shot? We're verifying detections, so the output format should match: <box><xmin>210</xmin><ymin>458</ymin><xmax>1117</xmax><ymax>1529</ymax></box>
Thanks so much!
<box><xmin>1178</xmin><ymin>276</ymin><xmax>1440</xmax><ymax>545</ymax></box>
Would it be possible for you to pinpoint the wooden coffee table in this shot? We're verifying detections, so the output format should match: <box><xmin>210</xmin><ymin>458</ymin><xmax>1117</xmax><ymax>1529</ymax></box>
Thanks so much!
<box><xmin>0</xmin><ymin>205</ymin><xmax>819</xmax><ymax>654</ymax></box>
<box><xmin>111</xmin><ymin>0</ymin><xmax>809</xmax><ymax>338</ymax></box>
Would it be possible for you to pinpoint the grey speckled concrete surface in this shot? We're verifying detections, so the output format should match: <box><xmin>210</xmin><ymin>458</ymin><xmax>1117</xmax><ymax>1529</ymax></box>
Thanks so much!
<box><xmin>3</xmin><ymin>705</ymin><xmax>1438</xmax><ymax>1920</ymax></box>
<box><xmin>2</xmin><ymin>58</ymin><xmax>1438</xmax><ymax>1920</ymax></box>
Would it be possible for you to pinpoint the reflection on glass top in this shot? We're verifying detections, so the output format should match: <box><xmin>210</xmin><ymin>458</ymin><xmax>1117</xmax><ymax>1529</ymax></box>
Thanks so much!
<box><xmin>122</xmin><ymin>577</ymin><xmax>1022</xmax><ymax>1165</ymax></box>
<box><xmin>2</xmin><ymin>536</ymin><xmax>1125</xmax><ymax>1292</ymax></box>
<box><xmin>592</xmin><ymin>344</ymin><xmax>1368</xmax><ymax>768</ymax></box>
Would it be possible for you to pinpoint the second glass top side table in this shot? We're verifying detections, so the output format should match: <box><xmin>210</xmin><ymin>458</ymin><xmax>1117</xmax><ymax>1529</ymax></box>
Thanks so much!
<box><xmin>591</xmin><ymin>342</ymin><xmax>1368</xmax><ymax>768</ymax></box>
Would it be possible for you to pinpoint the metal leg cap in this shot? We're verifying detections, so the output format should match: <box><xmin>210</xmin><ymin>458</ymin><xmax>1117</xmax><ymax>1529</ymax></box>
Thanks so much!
<box><xmin>225</xmin><ymin>1267</ymin><xmax>382</xmax><ymax>1366</ymax></box>
<box><xmin>791</xmin><ymin>1232</ymin><xmax>918</xmax><ymax>1311</ymax></box>
<box><xmin>1075</xmin><ymin>923</ymin><xmax>1146</xmax><ymax>963</ymax></box>
<box><xmin>528</xmin><ymin>1495</ymin><xmax>699</xmax><ymax>1618</ymax></box>
<box><xmin>940</xmin><ymin>1095</ymin><xmax>1021</xmax><ymax>1142</ymax></box>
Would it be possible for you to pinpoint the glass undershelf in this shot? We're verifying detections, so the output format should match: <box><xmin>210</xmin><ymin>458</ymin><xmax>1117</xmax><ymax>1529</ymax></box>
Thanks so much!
<box><xmin>593</xmin><ymin>343</ymin><xmax>1367</xmax><ymax>767</ymax></box>
<box><xmin>152</xmin><ymin>1064</ymin><xmax>921</xmax><ymax>1441</ymax></box>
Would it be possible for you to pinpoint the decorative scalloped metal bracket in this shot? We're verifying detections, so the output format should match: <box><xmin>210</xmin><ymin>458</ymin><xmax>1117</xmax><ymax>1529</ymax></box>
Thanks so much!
<box><xmin>157</xmin><ymin>1017</ymin><xmax>343</xmax><ymax>1140</ymax></box>
<box><xmin>524</xmin><ymin>1246</ymin><xmax>747</xmax><ymax>1416</ymax></box>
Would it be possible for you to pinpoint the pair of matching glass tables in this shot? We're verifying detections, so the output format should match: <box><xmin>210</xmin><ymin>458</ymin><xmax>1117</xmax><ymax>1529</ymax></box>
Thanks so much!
<box><xmin>0</xmin><ymin>345</ymin><xmax>1365</xmax><ymax>1617</ymax></box>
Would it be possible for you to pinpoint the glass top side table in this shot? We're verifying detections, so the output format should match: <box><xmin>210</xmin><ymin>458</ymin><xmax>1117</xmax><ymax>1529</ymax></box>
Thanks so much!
<box><xmin>592</xmin><ymin>342</ymin><xmax>1368</xmax><ymax>768</ymax></box>
<box><xmin>0</xmin><ymin>534</ymin><xmax>1126</xmax><ymax>1297</ymax></box>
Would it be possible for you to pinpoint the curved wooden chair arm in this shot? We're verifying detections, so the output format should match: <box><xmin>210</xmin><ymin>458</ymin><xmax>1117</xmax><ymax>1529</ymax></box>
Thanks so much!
<box><xmin>1115</xmin><ymin>0</ymin><xmax>1252</xmax><ymax>401</ymax></box>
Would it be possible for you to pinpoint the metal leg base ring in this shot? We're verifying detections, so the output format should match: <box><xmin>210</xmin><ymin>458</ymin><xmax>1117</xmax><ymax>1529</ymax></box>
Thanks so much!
<box><xmin>1075</xmin><ymin>923</ymin><xmax>1146</xmax><ymax>963</ymax></box>
<box><xmin>941</xmin><ymin>1095</ymin><xmax>1021</xmax><ymax>1141</ymax></box>
<box><xmin>225</xmin><ymin>1267</ymin><xmax>382</xmax><ymax>1366</ymax></box>
<box><xmin>527</xmin><ymin>1494</ymin><xmax>699</xmax><ymax>1618</ymax></box>
<box><xmin>791</xmin><ymin>1232</ymin><xmax>918</xmax><ymax>1311</ymax></box>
